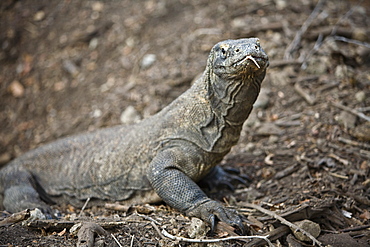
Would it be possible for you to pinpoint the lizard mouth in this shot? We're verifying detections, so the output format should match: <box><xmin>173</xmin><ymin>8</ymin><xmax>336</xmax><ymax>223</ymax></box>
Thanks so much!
<box><xmin>233</xmin><ymin>55</ymin><xmax>263</xmax><ymax>69</ymax></box>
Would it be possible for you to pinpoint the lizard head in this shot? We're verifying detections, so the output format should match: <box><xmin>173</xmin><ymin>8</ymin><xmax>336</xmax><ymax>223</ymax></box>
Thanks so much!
<box><xmin>210</xmin><ymin>38</ymin><xmax>269</xmax><ymax>79</ymax></box>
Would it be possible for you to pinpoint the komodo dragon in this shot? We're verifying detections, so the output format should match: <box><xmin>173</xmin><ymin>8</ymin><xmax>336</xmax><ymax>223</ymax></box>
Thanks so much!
<box><xmin>0</xmin><ymin>38</ymin><xmax>268</xmax><ymax>232</ymax></box>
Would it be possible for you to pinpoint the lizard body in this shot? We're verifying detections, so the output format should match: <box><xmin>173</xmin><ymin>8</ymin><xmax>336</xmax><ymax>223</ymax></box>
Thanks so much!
<box><xmin>0</xmin><ymin>38</ymin><xmax>268</xmax><ymax>231</ymax></box>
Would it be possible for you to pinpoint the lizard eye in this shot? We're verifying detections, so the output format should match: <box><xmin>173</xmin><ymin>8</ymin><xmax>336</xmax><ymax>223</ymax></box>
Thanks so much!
<box><xmin>221</xmin><ymin>48</ymin><xmax>226</xmax><ymax>55</ymax></box>
<box><xmin>235</xmin><ymin>48</ymin><xmax>240</xmax><ymax>53</ymax></box>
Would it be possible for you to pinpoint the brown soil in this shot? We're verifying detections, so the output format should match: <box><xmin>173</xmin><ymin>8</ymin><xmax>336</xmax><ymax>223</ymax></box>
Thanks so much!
<box><xmin>1</xmin><ymin>0</ymin><xmax>369</xmax><ymax>246</ymax></box>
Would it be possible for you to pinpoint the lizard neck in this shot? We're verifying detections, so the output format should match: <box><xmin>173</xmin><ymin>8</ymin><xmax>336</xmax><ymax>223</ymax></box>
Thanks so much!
<box><xmin>198</xmin><ymin>68</ymin><xmax>264</xmax><ymax>153</ymax></box>
<box><xmin>206</xmin><ymin>69</ymin><xmax>262</xmax><ymax>126</ymax></box>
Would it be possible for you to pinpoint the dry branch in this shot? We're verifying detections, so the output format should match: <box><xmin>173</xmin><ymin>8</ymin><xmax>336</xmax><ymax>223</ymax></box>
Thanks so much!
<box><xmin>284</xmin><ymin>0</ymin><xmax>327</xmax><ymax>59</ymax></box>
<box><xmin>331</xmin><ymin>101</ymin><xmax>370</xmax><ymax>122</ymax></box>
<box><xmin>150</xmin><ymin>221</ymin><xmax>273</xmax><ymax>246</ymax></box>
<box><xmin>294</xmin><ymin>82</ymin><xmax>316</xmax><ymax>105</ymax></box>
<box><xmin>0</xmin><ymin>209</ymin><xmax>30</xmax><ymax>227</ymax></box>
<box><xmin>242</xmin><ymin>203</ymin><xmax>323</xmax><ymax>246</ymax></box>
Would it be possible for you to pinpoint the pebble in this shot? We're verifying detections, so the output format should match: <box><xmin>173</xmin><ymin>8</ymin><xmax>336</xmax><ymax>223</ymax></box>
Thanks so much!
<box><xmin>305</xmin><ymin>56</ymin><xmax>330</xmax><ymax>75</ymax></box>
<box><xmin>355</xmin><ymin>91</ymin><xmax>366</xmax><ymax>102</ymax></box>
<box><xmin>335</xmin><ymin>64</ymin><xmax>355</xmax><ymax>84</ymax></box>
<box><xmin>254</xmin><ymin>87</ymin><xmax>270</xmax><ymax>109</ymax></box>
<box><xmin>243</xmin><ymin>110</ymin><xmax>260</xmax><ymax>128</ymax></box>
<box><xmin>351</xmin><ymin>122</ymin><xmax>370</xmax><ymax>142</ymax></box>
<box><xmin>336</xmin><ymin>111</ymin><xmax>356</xmax><ymax>129</ymax></box>
<box><xmin>256</xmin><ymin>122</ymin><xmax>284</xmax><ymax>136</ymax></box>
<box><xmin>291</xmin><ymin>219</ymin><xmax>321</xmax><ymax>242</ymax></box>
<box><xmin>63</xmin><ymin>60</ymin><xmax>79</xmax><ymax>77</ymax></box>
<box><xmin>92</xmin><ymin>109</ymin><xmax>102</xmax><ymax>118</ymax></box>
<box><xmin>8</xmin><ymin>80</ymin><xmax>25</xmax><ymax>98</ymax></box>
<box><xmin>33</xmin><ymin>10</ymin><xmax>45</xmax><ymax>21</ymax></box>
<box><xmin>188</xmin><ymin>217</ymin><xmax>209</xmax><ymax>239</ymax></box>
<box><xmin>120</xmin><ymin>106</ymin><xmax>141</xmax><ymax>125</ymax></box>
<box><xmin>92</xmin><ymin>1</ymin><xmax>104</xmax><ymax>12</ymax></box>
<box><xmin>141</xmin><ymin>54</ymin><xmax>156</xmax><ymax>69</ymax></box>
<box><xmin>268</xmin><ymin>135</ymin><xmax>279</xmax><ymax>143</ymax></box>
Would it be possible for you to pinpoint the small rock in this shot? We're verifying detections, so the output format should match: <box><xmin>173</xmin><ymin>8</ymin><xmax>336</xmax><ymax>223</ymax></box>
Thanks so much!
<box><xmin>63</xmin><ymin>60</ymin><xmax>79</xmax><ymax>77</ymax></box>
<box><xmin>351</xmin><ymin>122</ymin><xmax>370</xmax><ymax>142</ymax></box>
<box><xmin>141</xmin><ymin>54</ymin><xmax>156</xmax><ymax>69</ymax></box>
<box><xmin>305</xmin><ymin>56</ymin><xmax>330</xmax><ymax>75</ymax></box>
<box><xmin>244</xmin><ymin>142</ymin><xmax>255</xmax><ymax>152</ymax></box>
<box><xmin>188</xmin><ymin>217</ymin><xmax>209</xmax><ymax>239</ymax></box>
<box><xmin>335</xmin><ymin>64</ymin><xmax>355</xmax><ymax>85</ymax></box>
<box><xmin>8</xmin><ymin>80</ymin><xmax>25</xmax><ymax>98</ymax></box>
<box><xmin>22</xmin><ymin>208</ymin><xmax>46</xmax><ymax>226</ymax></box>
<box><xmin>268</xmin><ymin>135</ymin><xmax>279</xmax><ymax>143</ymax></box>
<box><xmin>92</xmin><ymin>1</ymin><xmax>104</xmax><ymax>12</ymax></box>
<box><xmin>92</xmin><ymin>109</ymin><xmax>102</xmax><ymax>118</ymax></box>
<box><xmin>291</xmin><ymin>219</ymin><xmax>321</xmax><ymax>242</ymax></box>
<box><xmin>89</xmin><ymin>38</ymin><xmax>99</xmax><ymax>50</ymax></box>
<box><xmin>355</xmin><ymin>91</ymin><xmax>366</xmax><ymax>102</ymax></box>
<box><xmin>33</xmin><ymin>11</ymin><xmax>45</xmax><ymax>21</ymax></box>
<box><xmin>275</xmin><ymin>0</ymin><xmax>288</xmax><ymax>10</ymax></box>
<box><xmin>336</xmin><ymin>111</ymin><xmax>356</xmax><ymax>129</ymax></box>
<box><xmin>243</xmin><ymin>110</ymin><xmax>260</xmax><ymax>128</ymax></box>
<box><xmin>272</xmin><ymin>69</ymin><xmax>289</xmax><ymax>86</ymax></box>
<box><xmin>256</xmin><ymin>122</ymin><xmax>284</xmax><ymax>136</ymax></box>
<box><xmin>120</xmin><ymin>106</ymin><xmax>141</xmax><ymax>125</ymax></box>
<box><xmin>254</xmin><ymin>87</ymin><xmax>270</xmax><ymax>109</ymax></box>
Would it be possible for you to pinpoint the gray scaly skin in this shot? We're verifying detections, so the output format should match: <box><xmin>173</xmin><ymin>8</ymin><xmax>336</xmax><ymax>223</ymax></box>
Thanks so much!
<box><xmin>0</xmin><ymin>38</ymin><xmax>268</xmax><ymax>232</ymax></box>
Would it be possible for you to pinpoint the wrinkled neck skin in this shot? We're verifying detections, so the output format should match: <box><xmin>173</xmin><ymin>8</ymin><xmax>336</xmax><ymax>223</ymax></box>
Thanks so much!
<box><xmin>206</xmin><ymin>67</ymin><xmax>265</xmax><ymax>127</ymax></box>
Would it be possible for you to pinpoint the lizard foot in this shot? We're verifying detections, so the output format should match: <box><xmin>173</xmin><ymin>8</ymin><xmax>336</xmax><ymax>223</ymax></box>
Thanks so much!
<box><xmin>200</xmin><ymin>166</ymin><xmax>251</xmax><ymax>191</ymax></box>
<box><xmin>186</xmin><ymin>200</ymin><xmax>245</xmax><ymax>235</ymax></box>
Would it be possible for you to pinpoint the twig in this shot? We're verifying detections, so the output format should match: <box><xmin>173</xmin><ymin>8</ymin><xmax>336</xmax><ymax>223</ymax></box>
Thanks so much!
<box><xmin>150</xmin><ymin>221</ymin><xmax>165</xmax><ymax>239</ymax></box>
<box><xmin>338</xmin><ymin>136</ymin><xmax>370</xmax><ymax>149</ymax></box>
<box><xmin>130</xmin><ymin>235</ymin><xmax>135</xmax><ymax>247</ymax></box>
<box><xmin>111</xmin><ymin>233</ymin><xmax>123</xmax><ymax>247</ymax></box>
<box><xmin>332</xmin><ymin>35</ymin><xmax>370</xmax><ymax>49</ymax></box>
<box><xmin>150</xmin><ymin>221</ymin><xmax>273</xmax><ymax>246</ymax></box>
<box><xmin>136</xmin><ymin>213</ymin><xmax>161</xmax><ymax>225</ymax></box>
<box><xmin>328</xmin><ymin>153</ymin><xmax>350</xmax><ymax>166</ymax></box>
<box><xmin>301</xmin><ymin>33</ymin><xmax>324</xmax><ymax>69</ymax></box>
<box><xmin>331</xmin><ymin>101</ymin><xmax>370</xmax><ymax>122</ymax></box>
<box><xmin>328</xmin><ymin>172</ymin><xmax>349</xmax><ymax>180</ymax></box>
<box><xmin>0</xmin><ymin>209</ymin><xmax>30</xmax><ymax>227</ymax></box>
<box><xmin>78</xmin><ymin>197</ymin><xmax>90</xmax><ymax>217</ymax></box>
<box><xmin>243</xmin><ymin>203</ymin><xmax>323</xmax><ymax>246</ymax></box>
<box><xmin>163</xmin><ymin>228</ymin><xmax>273</xmax><ymax>246</ymax></box>
<box><xmin>358</xmin><ymin>106</ymin><xmax>370</xmax><ymax>112</ymax></box>
<box><xmin>284</xmin><ymin>0</ymin><xmax>327</xmax><ymax>59</ymax></box>
<box><xmin>339</xmin><ymin>224</ymin><xmax>370</xmax><ymax>233</ymax></box>
<box><xmin>331</xmin><ymin>5</ymin><xmax>357</xmax><ymax>36</ymax></box>
<box><xmin>294</xmin><ymin>82</ymin><xmax>316</xmax><ymax>105</ymax></box>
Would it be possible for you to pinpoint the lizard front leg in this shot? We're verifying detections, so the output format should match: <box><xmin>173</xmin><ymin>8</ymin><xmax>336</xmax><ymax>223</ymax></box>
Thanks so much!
<box><xmin>147</xmin><ymin>146</ymin><xmax>244</xmax><ymax>233</ymax></box>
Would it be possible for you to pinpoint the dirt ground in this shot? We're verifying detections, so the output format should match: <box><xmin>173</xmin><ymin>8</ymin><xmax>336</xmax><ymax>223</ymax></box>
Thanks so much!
<box><xmin>1</xmin><ymin>0</ymin><xmax>370</xmax><ymax>246</ymax></box>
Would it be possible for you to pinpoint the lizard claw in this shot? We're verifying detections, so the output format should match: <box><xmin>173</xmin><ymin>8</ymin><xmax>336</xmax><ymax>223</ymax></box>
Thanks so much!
<box><xmin>186</xmin><ymin>200</ymin><xmax>245</xmax><ymax>235</ymax></box>
<box><xmin>200</xmin><ymin>166</ymin><xmax>250</xmax><ymax>191</ymax></box>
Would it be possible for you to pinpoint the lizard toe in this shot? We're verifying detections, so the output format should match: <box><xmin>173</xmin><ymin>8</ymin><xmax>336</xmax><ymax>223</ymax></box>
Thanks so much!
<box><xmin>187</xmin><ymin>200</ymin><xmax>245</xmax><ymax>235</ymax></box>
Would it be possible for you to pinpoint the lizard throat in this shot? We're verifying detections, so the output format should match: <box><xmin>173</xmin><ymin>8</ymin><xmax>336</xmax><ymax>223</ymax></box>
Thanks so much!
<box><xmin>198</xmin><ymin>70</ymin><xmax>262</xmax><ymax>153</ymax></box>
